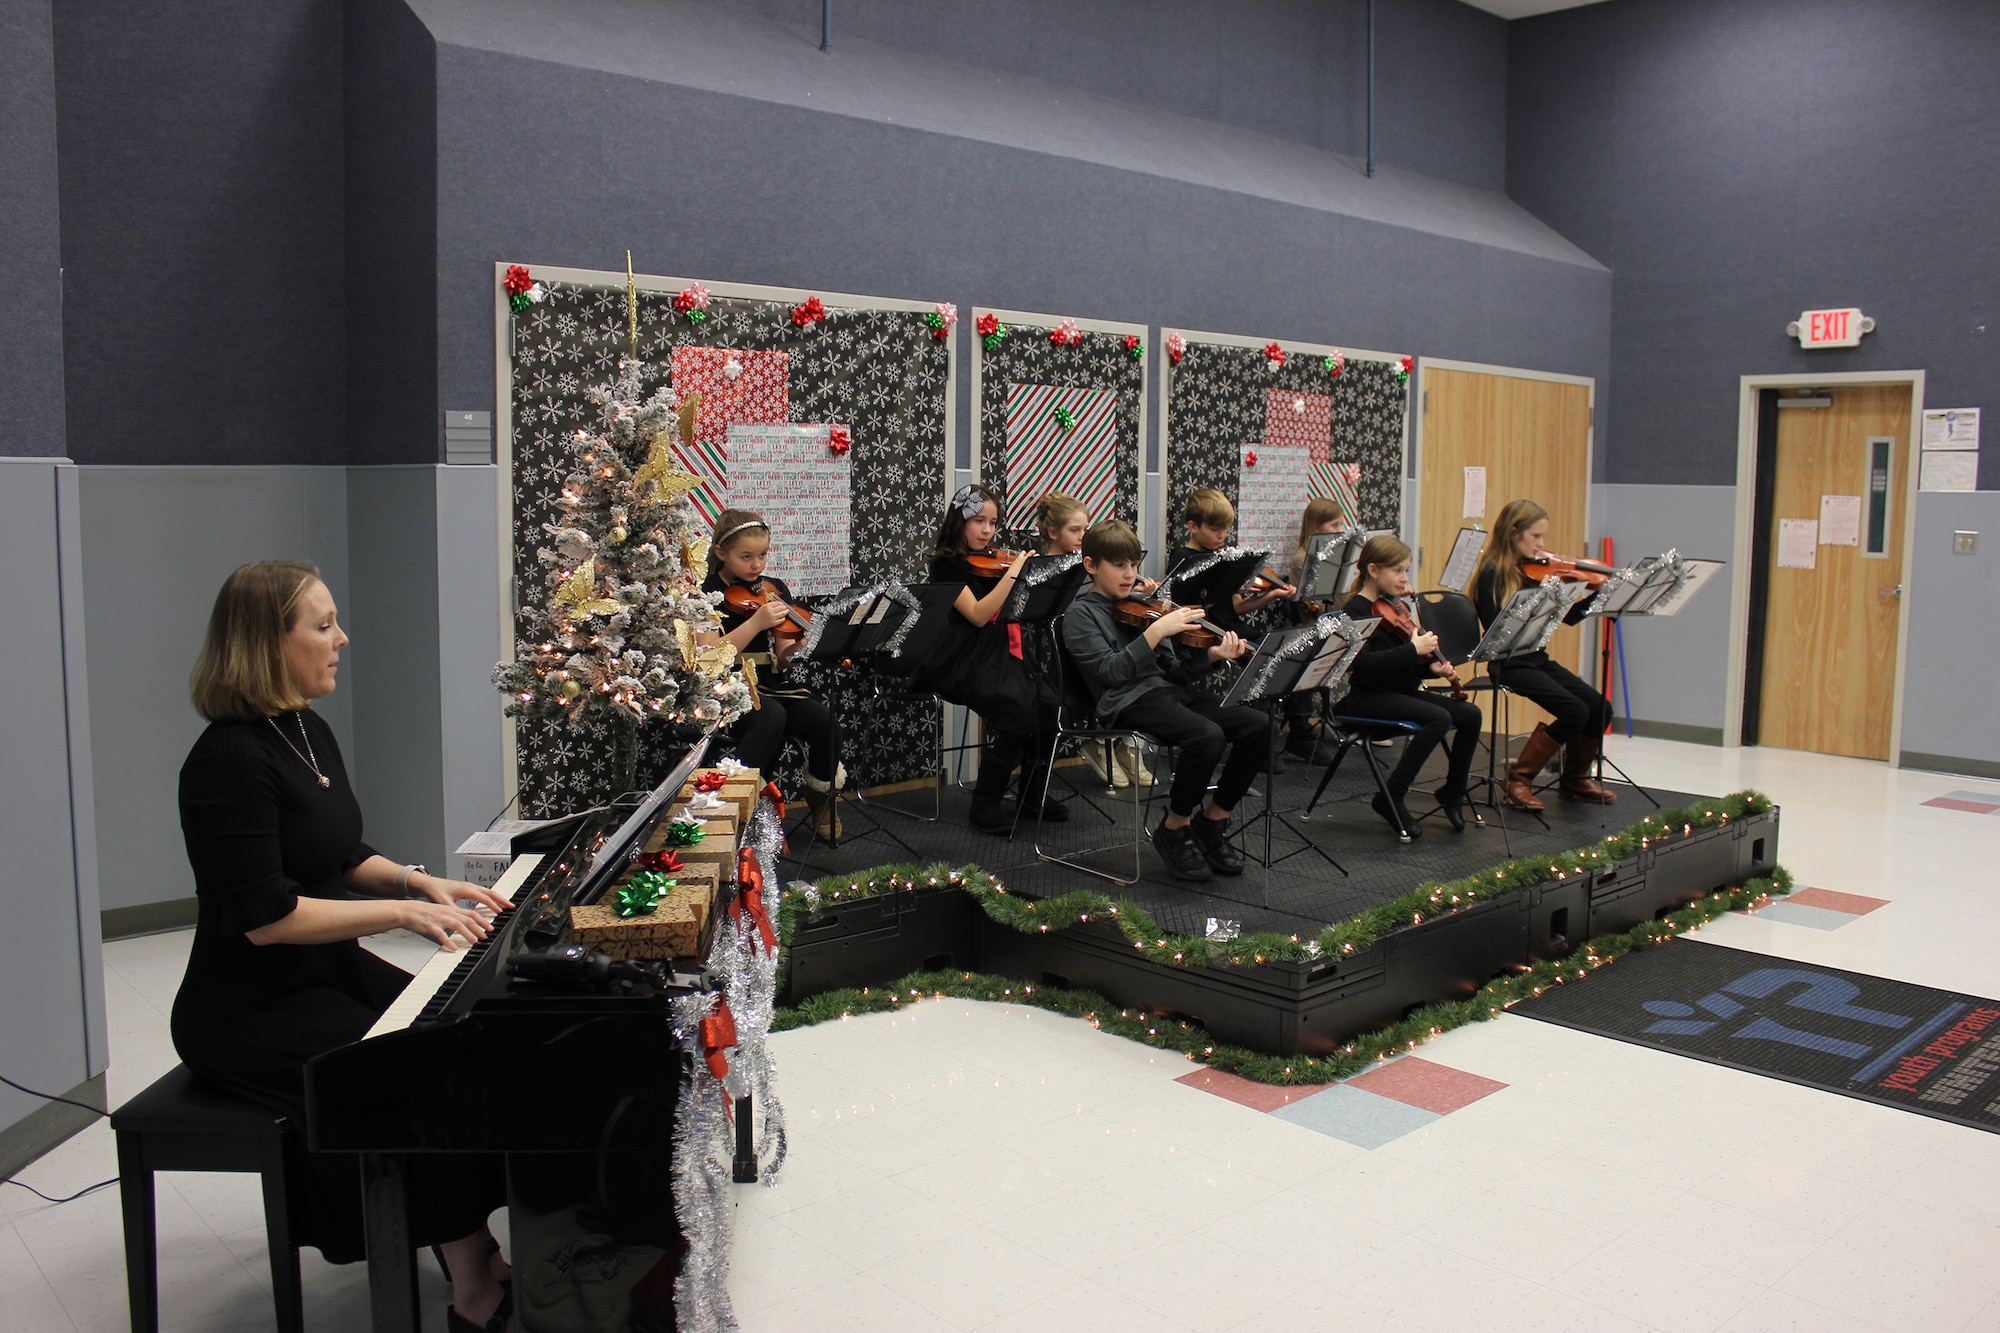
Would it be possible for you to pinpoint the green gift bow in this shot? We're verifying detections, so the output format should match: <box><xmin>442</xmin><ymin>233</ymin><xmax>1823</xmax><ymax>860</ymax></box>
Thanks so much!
<box><xmin>1052</xmin><ymin>406</ymin><xmax>1077</xmax><ymax>431</ymax></box>
<box><xmin>664</xmin><ymin>819</ymin><xmax>705</xmax><ymax>847</ymax></box>
<box><xmin>616</xmin><ymin>870</ymin><xmax>676</xmax><ymax>918</ymax></box>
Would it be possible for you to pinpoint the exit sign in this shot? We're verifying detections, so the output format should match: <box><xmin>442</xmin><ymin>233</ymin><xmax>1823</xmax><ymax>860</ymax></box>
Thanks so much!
<box><xmin>1788</xmin><ymin>307</ymin><xmax>1875</xmax><ymax>349</ymax></box>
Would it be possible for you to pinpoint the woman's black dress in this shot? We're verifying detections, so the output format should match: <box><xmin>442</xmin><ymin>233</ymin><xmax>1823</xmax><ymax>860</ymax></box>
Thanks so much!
<box><xmin>171</xmin><ymin>709</ymin><xmax>502</xmax><ymax>1263</ymax></box>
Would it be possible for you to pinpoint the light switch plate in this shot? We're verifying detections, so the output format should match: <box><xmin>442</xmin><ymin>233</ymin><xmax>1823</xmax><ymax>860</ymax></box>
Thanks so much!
<box><xmin>1953</xmin><ymin>531</ymin><xmax>1978</xmax><ymax>555</ymax></box>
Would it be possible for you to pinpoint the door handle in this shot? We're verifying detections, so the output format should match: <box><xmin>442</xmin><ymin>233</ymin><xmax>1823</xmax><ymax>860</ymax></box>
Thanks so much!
<box><xmin>1879</xmin><ymin>585</ymin><xmax>1902</xmax><ymax>598</ymax></box>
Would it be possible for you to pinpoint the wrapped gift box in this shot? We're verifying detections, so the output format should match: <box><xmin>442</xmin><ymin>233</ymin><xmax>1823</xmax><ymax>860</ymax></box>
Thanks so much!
<box><xmin>571</xmin><ymin>874</ymin><xmax>719</xmax><ymax>960</ymax></box>
<box><xmin>647</xmin><ymin>812</ymin><xmax>737</xmax><ymax>876</ymax></box>
<box><xmin>680</xmin><ymin>768</ymin><xmax>761</xmax><ymax>824</ymax></box>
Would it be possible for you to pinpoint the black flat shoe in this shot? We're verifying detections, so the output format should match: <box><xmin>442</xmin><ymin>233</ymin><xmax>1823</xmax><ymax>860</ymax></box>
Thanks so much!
<box><xmin>1371</xmin><ymin>792</ymin><xmax>1420</xmax><ymax>839</ymax></box>
<box><xmin>969</xmin><ymin>800</ymin><xmax>1015</xmax><ymax>834</ymax></box>
<box><xmin>1031</xmin><ymin>797</ymin><xmax>1071</xmax><ymax>823</ymax></box>
<box><xmin>1434</xmin><ymin>787</ymin><xmax>1468</xmax><ymax>833</ymax></box>
<box><xmin>446</xmin><ymin>1303</ymin><xmax>506</xmax><ymax>1333</ymax></box>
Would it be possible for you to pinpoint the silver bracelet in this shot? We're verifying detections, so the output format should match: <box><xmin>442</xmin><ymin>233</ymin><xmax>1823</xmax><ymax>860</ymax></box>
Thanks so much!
<box><xmin>397</xmin><ymin>863</ymin><xmax>427</xmax><ymax>898</ymax></box>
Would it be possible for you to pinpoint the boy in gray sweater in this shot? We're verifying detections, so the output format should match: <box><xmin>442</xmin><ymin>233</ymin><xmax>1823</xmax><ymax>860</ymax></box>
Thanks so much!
<box><xmin>1062</xmin><ymin>520</ymin><xmax>1268</xmax><ymax>882</ymax></box>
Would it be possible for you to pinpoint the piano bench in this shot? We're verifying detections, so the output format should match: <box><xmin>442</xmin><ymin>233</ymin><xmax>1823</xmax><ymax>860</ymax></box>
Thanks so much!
<box><xmin>110</xmin><ymin>1065</ymin><xmax>303</xmax><ymax>1333</ymax></box>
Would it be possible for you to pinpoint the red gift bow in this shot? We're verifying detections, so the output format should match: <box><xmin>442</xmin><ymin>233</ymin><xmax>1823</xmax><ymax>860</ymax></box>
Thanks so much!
<box><xmin>699</xmin><ymin>997</ymin><xmax>737</xmax><ymax>1081</ymax></box>
<box><xmin>1245</xmin><ymin>450</ymin><xmax>1258</xmax><ymax>467</ymax></box>
<box><xmin>828</xmin><ymin>426</ymin><xmax>851</xmax><ymax>455</ymax></box>
<box><xmin>673</xmin><ymin>283</ymin><xmax>709</xmax><ymax>313</ymax></box>
<box><xmin>1124</xmin><ymin>335</ymin><xmax>1141</xmax><ymax>353</ymax></box>
<box><xmin>975</xmin><ymin>312</ymin><xmax>1000</xmax><ymax>337</ymax></box>
<box><xmin>733</xmin><ymin>845</ymin><xmax>778</xmax><ymax>953</ymax></box>
<box><xmin>694</xmin><ymin>770</ymin><xmax>727</xmax><ymax>793</ymax></box>
<box><xmin>637</xmin><ymin>849</ymin><xmax>684</xmax><ymax>874</ymax></box>
<box><xmin>931</xmin><ymin>323</ymin><xmax>949</xmax><ymax>341</ymax></box>
<box><xmin>1050</xmin><ymin>319</ymin><xmax>1082</xmax><ymax>347</ymax></box>
<box><xmin>760</xmin><ymin>779</ymin><xmax>785</xmax><ymax>821</ymax></box>
<box><xmin>790</xmin><ymin>295</ymin><xmax>827</xmax><ymax>326</ymax></box>
<box><xmin>1263</xmin><ymin>342</ymin><xmax>1285</xmax><ymax>365</ymax></box>
<box><xmin>503</xmin><ymin>265</ymin><xmax>534</xmax><ymax>296</ymax></box>
<box><xmin>1399</xmin><ymin>355</ymin><xmax>1415</xmax><ymax>375</ymax></box>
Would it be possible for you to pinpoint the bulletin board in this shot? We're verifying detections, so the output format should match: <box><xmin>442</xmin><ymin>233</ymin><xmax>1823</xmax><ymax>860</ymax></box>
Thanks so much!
<box><xmin>1159</xmin><ymin>330</ymin><xmax>1411</xmax><ymax>570</ymax></box>
<box><xmin>498</xmin><ymin>264</ymin><xmax>956</xmax><ymax>815</ymax></box>
<box><xmin>970</xmin><ymin>309</ymin><xmax>1148</xmax><ymax>548</ymax></box>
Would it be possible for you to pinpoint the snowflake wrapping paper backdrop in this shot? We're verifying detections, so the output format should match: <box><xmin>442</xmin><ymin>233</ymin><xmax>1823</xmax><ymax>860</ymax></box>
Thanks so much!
<box><xmin>508</xmin><ymin>277</ymin><xmax>950</xmax><ymax>814</ymax></box>
<box><xmin>1165</xmin><ymin>339</ymin><xmax>1407</xmax><ymax>542</ymax></box>
<box><xmin>977</xmin><ymin>321</ymin><xmax>1144</xmax><ymax>547</ymax></box>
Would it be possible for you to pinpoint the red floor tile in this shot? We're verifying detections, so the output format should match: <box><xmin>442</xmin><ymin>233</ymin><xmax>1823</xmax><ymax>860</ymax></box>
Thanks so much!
<box><xmin>1344</xmin><ymin>1056</ymin><xmax>1507</xmax><ymax>1115</ymax></box>
<box><xmin>1175</xmin><ymin>1066</ymin><xmax>1331</xmax><ymax>1111</ymax></box>
<box><xmin>1787</xmin><ymin>886</ymin><xmax>1891</xmax><ymax>916</ymax></box>
<box><xmin>1922</xmin><ymin>797</ymin><xmax>2000</xmax><ymax>813</ymax></box>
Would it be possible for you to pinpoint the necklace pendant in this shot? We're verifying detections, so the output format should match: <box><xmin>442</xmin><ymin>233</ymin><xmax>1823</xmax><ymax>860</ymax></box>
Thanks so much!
<box><xmin>317</xmin><ymin>775</ymin><xmax>330</xmax><ymax>788</ymax></box>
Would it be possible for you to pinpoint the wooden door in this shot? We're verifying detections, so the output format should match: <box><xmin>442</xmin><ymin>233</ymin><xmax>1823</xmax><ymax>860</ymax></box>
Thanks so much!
<box><xmin>1757</xmin><ymin>384</ymin><xmax>1910</xmax><ymax>759</ymax></box>
<box><xmin>1418</xmin><ymin>367</ymin><xmax>1594</xmax><ymax>726</ymax></box>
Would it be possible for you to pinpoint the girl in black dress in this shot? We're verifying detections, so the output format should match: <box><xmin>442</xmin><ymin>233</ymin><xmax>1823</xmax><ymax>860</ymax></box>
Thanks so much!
<box><xmin>172</xmin><ymin>561</ymin><xmax>514</xmax><ymax>1333</ymax></box>
<box><xmin>1340</xmin><ymin>535</ymin><xmax>1483</xmax><ymax>835</ymax></box>
<box><xmin>1471</xmin><ymin>499</ymin><xmax>1615</xmax><ymax>809</ymax></box>
<box><xmin>702</xmin><ymin>508</ymin><xmax>843</xmax><ymax>838</ymax></box>
<box><xmin>927</xmin><ymin>483</ymin><xmax>1064</xmax><ymax>833</ymax></box>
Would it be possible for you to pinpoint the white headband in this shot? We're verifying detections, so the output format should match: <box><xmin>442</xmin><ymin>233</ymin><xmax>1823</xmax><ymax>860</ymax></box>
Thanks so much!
<box><xmin>716</xmin><ymin>519</ymin><xmax>769</xmax><ymax>545</ymax></box>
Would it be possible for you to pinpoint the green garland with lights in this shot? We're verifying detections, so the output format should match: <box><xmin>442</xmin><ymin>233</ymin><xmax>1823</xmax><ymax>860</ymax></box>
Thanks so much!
<box><xmin>772</xmin><ymin>790</ymin><xmax>1790</xmax><ymax>1083</ymax></box>
<box><xmin>773</xmin><ymin>865</ymin><xmax>1791</xmax><ymax>1084</ymax></box>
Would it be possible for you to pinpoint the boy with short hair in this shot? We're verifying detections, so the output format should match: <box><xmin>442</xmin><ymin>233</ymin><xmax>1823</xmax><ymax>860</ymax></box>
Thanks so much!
<box><xmin>1062</xmin><ymin>520</ymin><xmax>1270</xmax><ymax>882</ymax></box>
<box><xmin>1165</xmin><ymin>488</ymin><xmax>1293</xmax><ymax>635</ymax></box>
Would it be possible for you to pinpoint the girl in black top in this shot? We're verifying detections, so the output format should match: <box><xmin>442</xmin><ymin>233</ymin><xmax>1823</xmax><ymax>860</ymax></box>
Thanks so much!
<box><xmin>173</xmin><ymin>562</ymin><xmax>512</xmax><ymax>1332</ymax></box>
<box><xmin>927</xmin><ymin>483</ymin><xmax>1063</xmax><ymax>833</ymax></box>
<box><xmin>1470</xmin><ymin>499</ymin><xmax>1614</xmax><ymax>809</ymax></box>
<box><xmin>702</xmin><ymin>509</ymin><xmax>842</xmax><ymax>836</ymax></box>
<box><xmin>1340</xmin><ymin>534</ymin><xmax>1483</xmax><ymax>835</ymax></box>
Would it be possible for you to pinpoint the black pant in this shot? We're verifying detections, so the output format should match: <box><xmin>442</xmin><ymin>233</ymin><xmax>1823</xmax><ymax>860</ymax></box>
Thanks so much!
<box><xmin>1490</xmin><ymin>656</ymin><xmax>1607</xmax><ymax>745</ymax></box>
<box><xmin>974</xmin><ymin>704</ymin><xmax>1055</xmax><ymax>806</ymax></box>
<box><xmin>1116</xmin><ymin>685</ymin><xmax>1271</xmax><ymax>818</ymax></box>
<box><xmin>726</xmin><ymin>691</ymin><xmax>837</xmax><ymax>780</ymax></box>
<box><xmin>1338</xmin><ymin>688</ymin><xmax>1483</xmax><ymax>792</ymax></box>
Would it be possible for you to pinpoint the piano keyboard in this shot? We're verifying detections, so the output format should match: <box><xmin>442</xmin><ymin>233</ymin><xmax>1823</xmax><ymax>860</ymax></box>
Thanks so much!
<box><xmin>364</xmin><ymin>854</ymin><xmax>545</xmax><ymax>1040</ymax></box>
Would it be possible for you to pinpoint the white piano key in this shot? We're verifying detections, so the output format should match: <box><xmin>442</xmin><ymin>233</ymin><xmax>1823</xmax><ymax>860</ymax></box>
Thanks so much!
<box><xmin>363</xmin><ymin>854</ymin><xmax>544</xmax><ymax>1040</ymax></box>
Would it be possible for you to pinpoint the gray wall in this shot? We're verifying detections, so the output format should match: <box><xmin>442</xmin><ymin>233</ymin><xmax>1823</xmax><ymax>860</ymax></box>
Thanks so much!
<box><xmin>696</xmin><ymin>0</ymin><xmax>1509</xmax><ymax>191</ymax></box>
<box><xmin>50</xmin><ymin>0</ymin><xmax>347</xmax><ymax>466</ymax></box>
<box><xmin>1901</xmin><ymin>492</ymin><xmax>2000</xmax><ymax>776</ymax></box>
<box><xmin>0</xmin><ymin>461</ymin><xmax>106</xmax><ymax>1160</ymax></box>
<box><xmin>1508</xmin><ymin>0</ymin><xmax>2000</xmax><ymax>487</ymax></box>
<box><xmin>0</xmin><ymin>0</ymin><xmax>66</xmax><ymax>458</ymax></box>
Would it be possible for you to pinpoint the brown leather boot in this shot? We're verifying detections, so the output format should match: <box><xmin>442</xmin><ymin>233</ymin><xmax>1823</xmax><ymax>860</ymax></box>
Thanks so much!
<box><xmin>1505</xmin><ymin>724</ymin><xmax>1561</xmax><ymax>810</ymax></box>
<box><xmin>1561</xmin><ymin>731</ymin><xmax>1617</xmax><ymax>802</ymax></box>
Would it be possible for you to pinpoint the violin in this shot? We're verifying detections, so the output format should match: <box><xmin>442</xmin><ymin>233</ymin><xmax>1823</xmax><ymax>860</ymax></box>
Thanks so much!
<box><xmin>1111</xmin><ymin>598</ymin><xmax>1227</xmax><ymax>649</ymax></box>
<box><xmin>1371</xmin><ymin>595</ymin><xmax>1469</xmax><ymax>702</ymax></box>
<box><xmin>964</xmin><ymin>548</ymin><xmax>1028</xmax><ymax>579</ymax></box>
<box><xmin>721</xmin><ymin>580</ymin><xmax>814</xmax><ymax>644</ymax></box>
<box><xmin>1240</xmin><ymin>564</ymin><xmax>1296</xmax><ymax>599</ymax></box>
<box><xmin>1520</xmin><ymin>553</ymin><xmax>1616</xmax><ymax>589</ymax></box>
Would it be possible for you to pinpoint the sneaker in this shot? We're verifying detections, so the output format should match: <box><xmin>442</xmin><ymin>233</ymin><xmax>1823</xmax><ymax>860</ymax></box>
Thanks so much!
<box><xmin>1116</xmin><ymin>739</ymin><xmax>1155</xmax><ymax>786</ymax></box>
<box><xmin>1151</xmin><ymin>822</ymin><xmax>1213</xmax><ymax>882</ymax></box>
<box><xmin>1189</xmin><ymin>814</ymin><xmax>1246</xmax><ymax>876</ymax></box>
<box><xmin>1081</xmin><ymin>741</ymin><xmax>1117</xmax><ymax>789</ymax></box>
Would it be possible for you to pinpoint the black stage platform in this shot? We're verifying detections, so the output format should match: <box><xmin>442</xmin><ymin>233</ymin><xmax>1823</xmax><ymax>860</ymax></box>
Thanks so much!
<box><xmin>783</xmin><ymin>749</ymin><xmax>1686</xmax><ymax>939</ymax></box>
<box><xmin>776</xmin><ymin>749</ymin><xmax>1781</xmax><ymax>1056</ymax></box>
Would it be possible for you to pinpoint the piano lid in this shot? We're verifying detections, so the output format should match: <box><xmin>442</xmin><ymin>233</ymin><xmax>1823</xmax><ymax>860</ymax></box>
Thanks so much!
<box><xmin>570</xmin><ymin>734</ymin><xmax>713</xmax><ymax>908</ymax></box>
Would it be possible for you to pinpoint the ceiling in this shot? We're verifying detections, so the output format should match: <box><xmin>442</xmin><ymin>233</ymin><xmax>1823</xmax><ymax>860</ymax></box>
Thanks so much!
<box><xmin>1459</xmin><ymin>0</ymin><xmax>1610</xmax><ymax>19</ymax></box>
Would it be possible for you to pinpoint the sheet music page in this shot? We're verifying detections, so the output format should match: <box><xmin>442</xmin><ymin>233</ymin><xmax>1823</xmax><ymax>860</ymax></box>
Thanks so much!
<box><xmin>1439</xmin><ymin>528</ymin><xmax>1484</xmax><ymax>592</ymax></box>
<box><xmin>1646</xmin><ymin>559</ymin><xmax>1726</xmax><ymax>618</ymax></box>
<box><xmin>727</xmin><ymin>423</ymin><xmax>851</xmax><ymax>596</ymax></box>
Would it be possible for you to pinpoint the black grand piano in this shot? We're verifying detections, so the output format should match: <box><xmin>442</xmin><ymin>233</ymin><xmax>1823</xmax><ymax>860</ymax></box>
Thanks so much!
<box><xmin>306</xmin><ymin>745</ymin><xmax>721</xmax><ymax>1332</ymax></box>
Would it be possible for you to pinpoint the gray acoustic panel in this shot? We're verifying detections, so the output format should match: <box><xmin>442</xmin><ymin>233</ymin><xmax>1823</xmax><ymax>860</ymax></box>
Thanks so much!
<box><xmin>445</xmin><ymin>409</ymin><xmax>493</xmax><ymax>464</ymax></box>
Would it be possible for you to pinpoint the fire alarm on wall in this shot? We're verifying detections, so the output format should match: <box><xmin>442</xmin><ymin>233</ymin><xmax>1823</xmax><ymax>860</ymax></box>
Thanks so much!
<box><xmin>1786</xmin><ymin>308</ymin><xmax>1876</xmax><ymax>349</ymax></box>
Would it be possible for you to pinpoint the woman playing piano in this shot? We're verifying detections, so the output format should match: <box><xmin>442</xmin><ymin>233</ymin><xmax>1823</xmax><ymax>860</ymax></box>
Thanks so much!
<box><xmin>172</xmin><ymin>562</ymin><xmax>515</xmax><ymax>1333</ymax></box>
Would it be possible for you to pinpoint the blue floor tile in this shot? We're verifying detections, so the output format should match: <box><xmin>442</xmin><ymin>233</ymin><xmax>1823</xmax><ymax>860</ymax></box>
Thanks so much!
<box><xmin>1269</xmin><ymin>1083</ymin><xmax>1441</xmax><ymax>1148</ymax></box>
<box><xmin>1757</xmin><ymin>901</ymin><xmax>1859</xmax><ymax>931</ymax></box>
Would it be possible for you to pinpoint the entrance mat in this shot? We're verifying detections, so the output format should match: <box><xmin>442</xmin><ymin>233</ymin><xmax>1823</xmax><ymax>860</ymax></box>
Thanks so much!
<box><xmin>1514</xmin><ymin>938</ymin><xmax>2000</xmax><ymax>1134</ymax></box>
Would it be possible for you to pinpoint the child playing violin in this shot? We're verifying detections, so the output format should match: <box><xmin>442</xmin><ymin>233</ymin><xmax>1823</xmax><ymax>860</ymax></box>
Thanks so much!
<box><xmin>703</xmin><ymin>509</ymin><xmax>843</xmax><ymax>837</ymax></box>
<box><xmin>1471</xmin><ymin>499</ymin><xmax>1614</xmax><ymax>808</ymax></box>
<box><xmin>1063</xmin><ymin>520</ymin><xmax>1267</xmax><ymax>883</ymax></box>
<box><xmin>1281</xmin><ymin>496</ymin><xmax>1348</xmax><ymax>763</ymax></box>
<box><xmin>1035</xmin><ymin>492</ymin><xmax>1154</xmax><ymax>790</ymax></box>
<box><xmin>1162</xmin><ymin>488</ymin><xmax>1294</xmax><ymax>636</ymax></box>
<box><xmin>929</xmin><ymin>484</ymin><xmax>1064</xmax><ymax>834</ymax></box>
<box><xmin>1339</xmin><ymin>535</ymin><xmax>1482</xmax><ymax>836</ymax></box>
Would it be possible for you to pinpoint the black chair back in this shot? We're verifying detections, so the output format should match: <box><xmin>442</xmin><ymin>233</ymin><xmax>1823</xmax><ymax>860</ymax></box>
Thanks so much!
<box><xmin>1417</xmin><ymin>590</ymin><xmax>1483</xmax><ymax>665</ymax></box>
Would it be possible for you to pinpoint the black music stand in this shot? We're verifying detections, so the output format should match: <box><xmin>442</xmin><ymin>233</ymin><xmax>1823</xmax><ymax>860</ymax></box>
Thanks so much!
<box><xmin>1158</xmin><ymin>547</ymin><xmax>1270</xmax><ymax>613</ymax></box>
<box><xmin>1466</xmin><ymin>581</ymin><xmax>1590</xmax><ymax>847</ymax></box>
<box><xmin>1219</xmin><ymin>625</ymin><xmax>1337</xmax><ymax>880</ymax></box>
<box><xmin>840</xmin><ymin>582</ymin><xmax>984</xmax><ymax>830</ymax></box>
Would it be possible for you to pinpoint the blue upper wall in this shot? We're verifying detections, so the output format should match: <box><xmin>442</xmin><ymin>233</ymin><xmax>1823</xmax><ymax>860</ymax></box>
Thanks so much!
<box><xmin>1509</xmin><ymin>0</ymin><xmax>2000</xmax><ymax>487</ymax></box>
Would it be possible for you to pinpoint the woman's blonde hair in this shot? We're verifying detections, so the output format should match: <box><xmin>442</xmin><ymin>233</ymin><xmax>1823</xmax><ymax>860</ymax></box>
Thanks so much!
<box><xmin>708</xmin><ymin>508</ymin><xmax>769</xmax><ymax>577</ymax></box>
<box><xmin>1294</xmin><ymin>497</ymin><xmax>1345</xmax><ymax>566</ymax></box>
<box><xmin>1348</xmin><ymin>534</ymin><xmax>1412</xmax><ymax>596</ymax></box>
<box><xmin>189</xmin><ymin>561</ymin><xmax>321</xmax><ymax>722</ymax></box>
<box><xmin>1034</xmin><ymin>492</ymin><xmax>1089</xmax><ymax>552</ymax></box>
<box><xmin>1473</xmin><ymin>499</ymin><xmax>1550</xmax><ymax>605</ymax></box>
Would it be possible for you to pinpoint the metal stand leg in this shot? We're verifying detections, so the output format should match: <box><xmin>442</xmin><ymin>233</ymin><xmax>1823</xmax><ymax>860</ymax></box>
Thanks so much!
<box><xmin>361</xmin><ymin>1153</ymin><xmax>419</xmax><ymax>1333</ymax></box>
<box><xmin>732</xmin><ymin>1094</ymin><xmax>758</xmax><ymax>1183</ymax></box>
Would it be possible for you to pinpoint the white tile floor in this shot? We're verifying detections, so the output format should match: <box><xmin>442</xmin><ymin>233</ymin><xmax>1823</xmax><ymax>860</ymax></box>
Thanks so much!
<box><xmin>6</xmin><ymin>738</ymin><xmax>2000</xmax><ymax>1331</ymax></box>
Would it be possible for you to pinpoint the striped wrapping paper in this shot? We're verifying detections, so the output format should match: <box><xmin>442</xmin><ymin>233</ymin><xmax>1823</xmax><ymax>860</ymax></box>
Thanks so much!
<box><xmin>1001</xmin><ymin>383</ymin><xmax>1122</xmax><ymax>528</ymax></box>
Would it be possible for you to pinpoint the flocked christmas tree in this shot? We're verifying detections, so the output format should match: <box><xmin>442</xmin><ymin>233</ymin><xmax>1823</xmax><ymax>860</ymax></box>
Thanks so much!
<box><xmin>495</xmin><ymin>357</ymin><xmax>752</xmax><ymax>795</ymax></box>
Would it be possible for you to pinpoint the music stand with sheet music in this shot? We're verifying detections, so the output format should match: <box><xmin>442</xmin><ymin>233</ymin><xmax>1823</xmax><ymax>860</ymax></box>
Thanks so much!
<box><xmin>1295</xmin><ymin>530</ymin><xmax>1364</xmax><ymax>609</ymax></box>
<box><xmin>1438</xmin><ymin>527</ymin><xmax>1486</xmax><ymax>593</ymax></box>
<box><xmin>1215</xmin><ymin>624</ymin><xmax>1346</xmax><ymax>878</ymax></box>
<box><xmin>1461</xmin><ymin>581</ymin><xmax>1595</xmax><ymax>841</ymax></box>
<box><xmin>1158</xmin><ymin>548</ymin><xmax>1269</xmax><ymax>615</ymax></box>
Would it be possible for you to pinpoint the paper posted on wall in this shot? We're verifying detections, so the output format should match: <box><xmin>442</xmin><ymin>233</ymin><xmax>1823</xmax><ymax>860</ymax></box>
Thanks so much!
<box><xmin>1462</xmin><ymin>466</ymin><xmax>1487</xmax><ymax>520</ymax></box>
<box><xmin>726</xmin><ymin>423</ymin><xmax>851</xmax><ymax>596</ymax></box>
<box><xmin>1818</xmin><ymin>495</ymin><xmax>1861</xmax><ymax>546</ymax></box>
<box><xmin>1777</xmin><ymin>518</ymin><xmax>1819</xmax><ymax>569</ymax></box>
